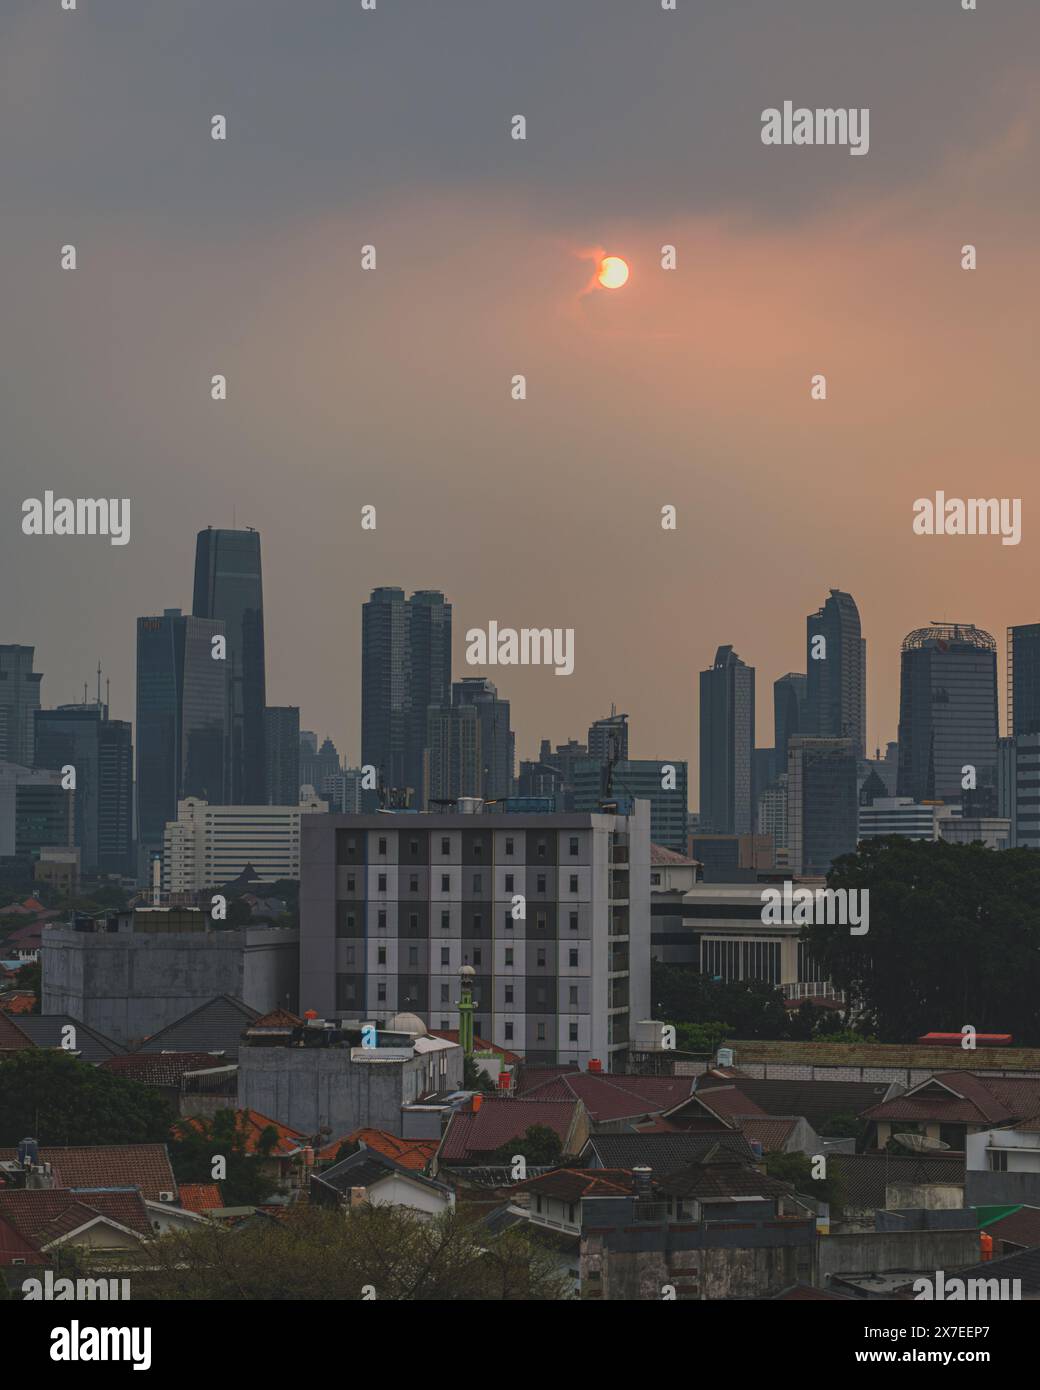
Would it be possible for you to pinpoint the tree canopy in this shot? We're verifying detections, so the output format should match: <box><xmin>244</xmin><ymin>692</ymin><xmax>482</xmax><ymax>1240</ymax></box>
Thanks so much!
<box><xmin>0</xmin><ymin>1049</ymin><xmax>174</xmax><ymax>1146</ymax></box>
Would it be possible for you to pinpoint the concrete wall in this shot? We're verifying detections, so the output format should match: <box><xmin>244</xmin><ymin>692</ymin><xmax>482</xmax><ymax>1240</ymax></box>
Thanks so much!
<box><xmin>41</xmin><ymin>925</ymin><xmax>298</xmax><ymax>1045</ymax></box>
<box><xmin>966</xmin><ymin>1170</ymin><xmax>1040</xmax><ymax>1207</ymax></box>
<box><xmin>237</xmin><ymin>1045</ymin><xmax>462</xmax><ymax>1136</ymax></box>
<box><xmin>818</xmin><ymin>1230</ymin><xmax>980</xmax><ymax>1285</ymax></box>
<box><xmin>583</xmin><ymin>1239</ymin><xmax>809</xmax><ymax>1301</ymax></box>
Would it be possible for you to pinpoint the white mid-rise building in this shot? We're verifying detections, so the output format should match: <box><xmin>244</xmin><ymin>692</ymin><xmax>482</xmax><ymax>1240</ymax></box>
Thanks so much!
<box><xmin>163</xmin><ymin>796</ymin><xmax>328</xmax><ymax>892</ymax></box>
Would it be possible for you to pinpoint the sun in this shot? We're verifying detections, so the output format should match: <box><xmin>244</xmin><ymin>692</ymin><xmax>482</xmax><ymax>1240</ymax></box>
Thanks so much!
<box><xmin>597</xmin><ymin>255</ymin><xmax>629</xmax><ymax>289</ymax></box>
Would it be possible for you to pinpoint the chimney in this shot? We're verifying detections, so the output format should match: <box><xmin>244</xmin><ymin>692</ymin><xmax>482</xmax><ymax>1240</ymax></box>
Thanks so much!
<box><xmin>632</xmin><ymin>1165</ymin><xmax>653</xmax><ymax>1200</ymax></box>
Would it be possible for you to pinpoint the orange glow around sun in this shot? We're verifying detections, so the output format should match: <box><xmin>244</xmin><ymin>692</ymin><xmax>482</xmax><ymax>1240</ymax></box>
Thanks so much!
<box><xmin>597</xmin><ymin>255</ymin><xmax>630</xmax><ymax>289</ymax></box>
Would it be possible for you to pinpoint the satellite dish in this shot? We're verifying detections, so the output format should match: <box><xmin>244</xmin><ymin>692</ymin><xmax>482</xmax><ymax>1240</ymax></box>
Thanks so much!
<box><xmin>893</xmin><ymin>1133</ymin><xmax>950</xmax><ymax>1153</ymax></box>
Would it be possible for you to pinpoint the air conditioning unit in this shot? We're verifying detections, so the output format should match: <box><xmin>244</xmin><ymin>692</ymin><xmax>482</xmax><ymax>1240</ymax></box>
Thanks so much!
<box><xmin>158</xmin><ymin>1191</ymin><xmax>175</xmax><ymax>1203</ymax></box>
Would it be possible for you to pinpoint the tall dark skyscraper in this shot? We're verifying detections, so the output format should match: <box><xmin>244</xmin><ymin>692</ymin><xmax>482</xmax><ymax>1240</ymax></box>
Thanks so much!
<box><xmin>192</xmin><ymin>527</ymin><xmax>267</xmax><ymax>804</ymax></box>
<box><xmin>897</xmin><ymin>623</ymin><xmax>998</xmax><ymax>809</ymax></box>
<box><xmin>588</xmin><ymin>712</ymin><xmax>629</xmax><ymax>763</ymax></box>
<box><xmin>806</xmin><ymin>589</ymin><xmax>866</xmax><ymax>759</ymax></box>
<box><xmin>773</xmin><ymin>672</ymin><xmax>807</xmax><ymax>773</ymax></box>
<box><xmin>447</xmin><ymin>676</ymin><xmax>514</xmax><ymax>801</ymax></box>
<box><xmin>0</xmin><ymin>645</ymin><xmax>43</xmax><ymax>768</ymax></box>
<box><xmin>136</xmin><ymin>608</ymin><xmax>228</xmax><ymax>857</ymax></box>
<box><xmin>699</xmin><ymin>645</ymin><xmax>755</xmax><ymax>834</ymax></box>
<box><xmin>787</xmin><ymin>736</ymin><xmax>858</xmax><ymax>875</ymax></box>
<box><xmin>265</xmin><ymin>706</ymin><xmax>301</xmax><ymax>805</ymax></box>
<box><xmin>361</xmin><ymin>587</ymin><xmax>452</xmax><ymax>804</ymax></box>
<box><xmin>1009</xmin><ymin>624</ymin><xmax>1040</xmax><ymax>737</ymax></box>
<box><xmin>35</xmin><ymin>702</ymin><xmax>133</xmax><ymax>877</ymax></box>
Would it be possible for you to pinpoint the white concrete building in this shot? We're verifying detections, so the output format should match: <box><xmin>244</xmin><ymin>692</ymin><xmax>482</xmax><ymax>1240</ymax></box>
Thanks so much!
<box><xmin>162</xmin><ymin>796</ymin><xmax>327</xmax><ymax>892</ymax></box>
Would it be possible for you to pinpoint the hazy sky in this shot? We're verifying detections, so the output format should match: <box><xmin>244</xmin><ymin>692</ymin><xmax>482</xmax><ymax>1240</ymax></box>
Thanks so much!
<box><xmin>3</xmin><ymin>0</ymin><xmax>1037</xmax><ymax>800</ymax></box>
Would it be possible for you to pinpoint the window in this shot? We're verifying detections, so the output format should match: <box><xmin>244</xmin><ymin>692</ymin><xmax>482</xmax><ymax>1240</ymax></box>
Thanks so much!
<box><xmin>569</xmin><ymin>985</ymin><xmax>578</xmax><ymax>1004</ymax></box>
<box><xmin>473</xmin><ymin>948</ymin><xmax>482</xmax><ymax>965</ymax></box>
<box><xmin>441</xmin><ymin>837</ymin><xmax>450</xmax><ymax>855</ymax></box>
<box><xmin>536</xmin><ymin>839</ymin><xmax>547</xmax><ymax>859</ymax></box>
<box><xmin>378</xmin><ymin>837</ymin><xmax>387</xmax><ymax>855</ymax></box>
<box><xmin>535</xmin><ymin>1195</ymin><xmax>543</xmax><ymax>1213</ymax></box>
<box><xmin>440</xmin><ymin>1018</ymin><xmax>450</xmax><ymax>1029</ymax></box>
<box><xmin>651</xmin><ymin>872</ymin><xmax>661</xmax><ymax>886</ymax></box>
<box><xmin>537</xmin><ymin>874</ymin><xmax>546</xmax><ymax>893</ymax></box>
<box><xmin>537</xmin><ymin>1023</ymin><xmax>546</xmax><ymax>1041</ymax></box>
<box><xmin>505</xmin><ymin>1022</ymin><xmax>514</xmax><ymax>1040</ymax></box>
<box><xmin>378</xmin><ymin>873</ymin><xmax>387</xmax><ymax>892</ymax></box>
<box><xmin>409</xmin><ymin>912</ymin><xmax>418</xmax><ymax>930</ymax></box>
<box><xmin>536</xmin><ymin>912</ymin><xmax>546</xmax><ymax>931</ymax></box>
<box><xmin>569</xmin><ymin>912</ymin><xmax>579</xmax><ymax>931</ymax></box>
<box><xmin>345</xmin><ymin>946</ymin><xmax>355</xmax><ymax>965</ymax></box>
<box><xmin>505</xmin><ymin>948</ymin><xmax>514</xmax><ymax>966</ymax></box>
<box><xmin>536</xmin><ymin>987</ymin><xmax>547</xmax><ymax>1006</ymax></box>
<box><xmin>537</xmin><ymin>948</ymin><xmax>546</xmax><ymax>967</ymax></box>
<box><xmin>441</xmin><ymin>947</ymin><xmax>450</xmax><ymax>966</ymax></box>
<box><xmin>569</xmin><ymin>874</ymin><xmax>578</xmax><ymax>894</ymax></box>
<box><xmin>569</xmin><ymin>837</ymin><xmax>579</xmax><ymax>856</ymax></box>
<box><xmin>346</xmin><ymin>873</ymin><xmax>356</xmax><ymax>892</ymax></box>
<box><xmin>378</xmin><ymin>910</ymin><xmax>387</xmax><ymax>929</ymax></box>
<box><xmin>474</xmin><ymin>841</ymin><xmax>483</xmax><ymax>857</ymax></box>
<box><xmin>377</xmin><ymin>982</ymin><xmax>387</xmax><ymax>1002</ymax></box>
<box><xmin>473</xmin><ymin>913</ymin><xmax>483</xmax><ymax>932</ymax></box>
<box><xmin>377</xmin><ymin>946</ymin><xmax>387</xmax><ymax>965</ymax></box>
<box><xmin>568</xmin><ymin>1203</ymin><xmax>577</xmax><ymax>1223</ymax></box>
<box><xmin>505</xmin><ymin>985</ymin><xmax>514</xmax><ymax>1003</ymax></box>
<box><xmin>504</xmin><ymin>911</ymin><xmax>513</xmax><ymax>930</ymax></box>
<box><xmin>569</xmin><ymin>949</ymin><xmax>578</xmax><ymax>967</ymax></box>
<box><xmin>408</xmin><ymin>946</ymin><xmax>418</xmax><ymax>966</ymax></box>
<box><xmin>505</xmin><ymin>836</ymin><xmax>514</xmax><ymax>855</ymax></box>
<box><xmin>410</xmin><ymin>838</ymin><xmax>419</xmax><ymax>856</ymax></box>
<box><xmin>473</xmin><ymin>873</ymin><xmax>482</xmax><ymax>892</ymax></box>
<box><xmin>440</xmin><ymin>983</ymin><xmax>449</xmax><ymax>1002</ymax></box>
<box><xmin>409</xmin><ymin>874</ymin><xmax>419</xmax><ymax>892</ymax></box>
<box><xmin>569</xmin><ymin>1022</ymin><xmax>578</xmax><ymax>1042</ymax></box>
<box><xmin>441</xmin><ymin>874</ymin><xmax>450</xmax><ymax>892</ymax></box>
<box><xmin>505</xmin><ymin>873</ymin><xmax>514</xmax><ymax>892</ymax></box>
<box><xmin>990</xmin><ymin>1150</ymin><xmax>1009</xmax><ymax>1171</ymax></box>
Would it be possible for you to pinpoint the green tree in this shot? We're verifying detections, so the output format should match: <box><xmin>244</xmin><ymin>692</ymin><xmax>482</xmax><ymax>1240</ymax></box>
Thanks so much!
<box><xmin>129</xmin><ymin>1204</ymin><xmax>572</xmax><ymax>1301</ymax></box>
<box><xmin>652</xmin><ymin>961</ymin><xmax>788</xmax><ymax>1039</ymax></box>
<box><xmin>818</xmin><ymin>1111</ymin><xmax>863</xmax><ymax>1139</ymax></box>
<box><xmin>169</xmin><ymin>1110</ymin><xmax>281</xmax><ymax>1206</ymax></box>
<box><xmin>675</xmin><ymin>1021</ymin><xmax>731</xmax><ymax>1053</ymax></box>
<box><xmin>490</xmin><ymin>1123</ymin><xmax>562</xmax><ymax>1167</ymax></box>
<box><xmin>803</xmin><ymin>838</ymin><xmax>1040</xmax><ymax>1044</ymax></box>
<box><xmin>0</xmin><ymin>1050</ymin><xmax>174</xmax><ymax>1146</ymax></box>
<box><xmin>463</xmin><ymin>1055</ymin><xmax>496</xmax><ymax>1094</ymax></box>
<box><xmin>765</xmin><ymin>1150</ymin><xmax>843</xmax><ymax>1210</ymax></box>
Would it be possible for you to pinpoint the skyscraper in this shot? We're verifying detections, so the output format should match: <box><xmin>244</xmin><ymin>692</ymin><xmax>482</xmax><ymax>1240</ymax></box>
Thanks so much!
<box><xmin>588</xmin><ymin>712</ymin><xmax>629</xmax><ymax>763</ymax></box>
<box><xmin>265</xmin><ymin>706</ymin><xmax>301</xmax><ymax>806</ymax></box>
<box><xmin>35</xmin><ymin>702</ymin><xmax>133</xmax><ymax>878</ymax></box>
<box><xmin>1009</xmin><ymin>624</ymin><xmax>1040</xmax><ymax>737</ymax></box>
<box><xmin>451</xmin><ymin>677</ymin><xmax>514</xmax><ymax>800</ymax></box>
<box><xmin>0</xmin><ymin>646</ymin><xmax>43</xmax><ymax>768</ymax></box>
<box><xmin>786</xmin><ymin>737</ymin><xmax>858</xmax><ymax>876</ymax></box>
<box><xmin>773</xmin><ymin>673</ymin><xmax>807</xmax><ymax>773</ymax></box>
<box><xmin>699</xmin><ymin>645</ymin><xmax>755</xmax><ymax>834</ymax></box>
<box><xmin>806</xmin><ymin>590</ymin><xmax>866</xmax><ymax>758</ymax></box>
<box><xmin>897</xmin><ymin>624</ymin><xmax>998</xmax><ymax>809</ymax></box>
<box><xmin>361</xmin><ymin>587</ymin><xmax>452</xmax><ymax>804</ymax></box>
<box><xmin>136</xmin><ymin>609</ymin><xmax>227</xmax><ymax>859</ymax></box>
<box><xmin>192</xmin><ymin>527</ymin><xmax>267</xmax><ymax>804</ymax></box>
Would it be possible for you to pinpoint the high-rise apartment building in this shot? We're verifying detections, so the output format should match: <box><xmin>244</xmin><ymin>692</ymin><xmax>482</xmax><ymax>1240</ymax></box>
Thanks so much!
<box><xmin>426</xmin><ymin>677</ymin><xmax>513</xmax><ymax>804</ymax></box>
<box><xmin>1008</xmin><ymin>624</ymin><xmax>1040</xmax><ymax>737</ymax></box>
<box><xmin>699</xmin><ymin>646</ymin><xmax>754</xmax><ymax>834</ymax></box>
<box><xmin>806</xmin><ymin>590</ymin><xmax>866</xmax><ymax>758</ymax></box>
<box><xmin>897</xmin><ymin>624</ymin><xmax>998</xmax><ymax>810</ymax></box>
<box><xmin>0</xmin><ymin>646</ymin><xmax>43</xmax><ymax>768</ymax></box>
<box><xmin>192</xmin><ymin>527</ymin><xmax>267</xmax><ymax>804</ymax></box>
<box><xmin>136</xmin><ymin>609</ymin><xmax>227</xmax><ymax>859</ymax></box>
<box><xmin>299</xmin><ymin>802</ymin><xmax>651</xmax><ymax>1069</ymax></box>
<box><xmin>588</xmin><ymin>712</ymin><xmax>629</xmax><ymax>763</ymax></box>
<box><xmin>572</xmin><ymin>759</ymin><xmax>688</xmax><ymax>855</ymax></box>
<box><xmin>162</xmin><ymin>795</ymin><xmax>328</xmax><ymax>892</ymax></box>
<box><xmin>773</xmin><ymin>673</ymin><xmax>807</xmax><ymax>773</ymax></box>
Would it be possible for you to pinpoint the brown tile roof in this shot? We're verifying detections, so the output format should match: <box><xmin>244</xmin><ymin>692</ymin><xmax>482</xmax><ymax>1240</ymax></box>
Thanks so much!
<box><xmin>439</xmin><ymin>1098</ymin><xmax>581</xmax><ymax>1164</ymax></box>
<box><xmin>0</xmin><ymin>1144</ymin><xmax>176</xmax><ymax>1203</ymax></box>
<box><xmin>862</xmin><ymin>1073</ymin><xmax>1040</xmax><ymax>1127</ymax></box>
<box><xmin>650</xmin><ymin>843</ymin><xmax>696</xmax><ymax>866</ymax></box>
<box><xmin>177</xmin><ymin>1183</ymin><xmax>223</xmax><ymax>1214</ymax></box>
<box><xmin>519</xmin><ymin>1071</ymin><xmax>694</xmax><ymax>1124</ymax></box>
<box><xmin>246</xmin><ymin>1008</ymin><xmax>304</xmax><ymax>1030</ymax></box>
<box><xmin>0</xmin><ymin>992</ymin><xmax>37</xmax><ymax>1015</ymax></box>
<box><xmin>515</xmin><ymin>1167</ymin><xmax>636</xmax><ymax>1200</ymax></box>
<box><xmin>656</xmin><ymin>1153</ymin><xmax>796</xmax><ymax>1202</ymax></box>
<box><xmin>173</xmin><ymin>1109</ymin><xmax>304</xmax><ymax>1158</ymax></box>
<box><xmin>99</xmin><ymin>1052</ymin><xmax>230</xmax><ymax>1087</ymax></box>
<box><xmin>0</xmin><ymin>1212</ymin><xmax>41</xmax><ymax>1265</ymax></box>
<box><xmin>0</xmin><ymin>1011</ymin><xmax>34</xmax><ymax>1050</ymax></box>
<box><xmin>690</xmin><ymin>1086</ymin><xmax>769</xmax><ymax>1122</ymax></box>
<box><xmin>732</xmin><ymin>1116</ymin><xmax>797</xmax><ymax>1152</ymax></box>
<box><xmin>0</xmin><ymin>1188</ymin><xmax>152</xmax><ymax>1245</ymax></box>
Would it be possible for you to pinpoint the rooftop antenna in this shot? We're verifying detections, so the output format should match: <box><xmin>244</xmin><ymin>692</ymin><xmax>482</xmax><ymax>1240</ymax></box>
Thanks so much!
<box><xmin>96</xmin><ymin>660</ymin><xmax>102</xmax><ymax>708</ymax></box>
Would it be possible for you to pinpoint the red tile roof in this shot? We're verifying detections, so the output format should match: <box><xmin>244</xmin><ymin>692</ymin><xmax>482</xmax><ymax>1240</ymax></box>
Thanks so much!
<box><xmin>439</xmin><ymin>1098</ymin><xmax>581</xmax><ymax>1164</ymax></box>
<box><xmin>0</xmin><ymin>1012</ymin><xmax>34</xmax><ymax>1050</ymax></box>
<box><xmin>0</xmin><ymin>992</ymin><xmax>37</xmax><ymax>1015</ymax></box>
<box><xmin>320</xmin><ymin>1129</ymin><xmax>438</xmax><ymax>1172</ymax></box>
<box><xmin>692</xmin><ymin>1086</ymin><xmax>770</xmax><ymax>1121</ymax></box>
<box><xmin>650</xmin><ymin>843</ymin><xmax>696</xmax><ymax>866</ymax></box>
<box><xmin>519</xmin><ymin>1071</ymin><xmax>694</xmax><ymax>1124</ymax></box>
<box><xmin>862</xmin><ymin>1073</ymin><xmax>1040</xmax><ymax>1127</ymax></box>
<box><xmin>177</xmin><ymin>1183</ymin><xmax>223</xmax><ymax>1214</ymax></box>
<box><xmin>731</xmin><ymin>1116</ymin><xmax>797</xmax><ymax>1152</ymax></box>
<box><xmin>0</xmin><ymin>1188</ymin><xmax>152</xmax><ymax>1246</ymax></box>
<box><xmin>100</xmin><ymin>1053</ymin><xmax>229</xmax><ymax>1087</ymax></box>
<box><xmin>0</xmin><ymin>1212</ymin><xmax>41</xmax><ymax>1266</ymax></box>
<box><xmin>0</xmin><ymin>1144</ymin><xmax>176</xmax><ymax>1203</ymax></box>
<box><xmin>173</xmin><ymin>1109</ymin><xmax>304</xmax><ymax>1158</ymax></box>
<box><xmin>515</xmin><ymin>1168</ymin><xmax>636</xmax><ymax>1200</ymax></box>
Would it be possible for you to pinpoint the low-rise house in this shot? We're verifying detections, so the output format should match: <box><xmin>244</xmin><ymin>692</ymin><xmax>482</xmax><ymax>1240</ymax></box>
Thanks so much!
<box><xmin>825</xmin><ymin>1152</ymin><xmax>965</xmax><ymax>1230</ymax></box>
<box><xmin>861</xmin><ymin>1072</ymin><xmax>1040</xmax><ymax>1154</ymax></box>
<box><xmin>136</xmin><ymin>994</ymin><xmax>261</xmax><ymax>1060</ymax></box>
<box><xmin>0</xmin><ymin>1188</ymin><xmax>152</xmax><ymax>1269</ymax></box>
<box><xmin>0</xmin><ymin>1142</ymin><xmax>178</xmax><ymax>1204</ymax></box>
<box><xmin>0</xmin><ymin>1013</ymin><xmax>125</xmax><ymax>1063</ymax></box>
<box><xmin>965</xmin><ymin>1116</ymin><xmax>1040</xmax><ymax>1207</ymax></box>
<box><xmin>435</xmin><ymin>1095</ymin><xmax>589</xmax><ymax>1171</ymax></box>
<box><xmin>311</xmin><ymin>1148</ymin><xmax>454</xmax><ymax>1218</ymax></box>
<box><xmin>99</xmin><ymin>1051</ymin><xmax>236</xmax><ymax>1116</ymax></box>
<box><xmin>582</xmin><ymin>1131</ymin><xmax>755</xmax><ymax>1172</ymax></box>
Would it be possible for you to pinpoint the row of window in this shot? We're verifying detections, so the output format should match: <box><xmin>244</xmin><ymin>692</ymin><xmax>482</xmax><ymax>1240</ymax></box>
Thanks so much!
<box><xmin>351</xmin><ymin>834</ymin><xmax>583</xmax><ymax>858</ymax></box>
<box><xmin>350</xmin><ymin>944</ymin><xmax>583</xmax><ymax>969</ymax></box>
<box><xmin>347</xmin><ymin>871</ymin><xmax>584</xmax><ymax>894</ymax></box>
<box><xmin>339</xmin><ymin>909</ymin><xmax>585</xmax><ymax>933</ymax></box>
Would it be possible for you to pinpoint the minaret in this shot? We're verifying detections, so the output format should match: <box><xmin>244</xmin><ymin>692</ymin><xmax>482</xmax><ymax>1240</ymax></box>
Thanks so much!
<box><xmin>457</xmin><ymin>964</ymin><xmax>476</xmax><ymax>1056</ymax></box>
